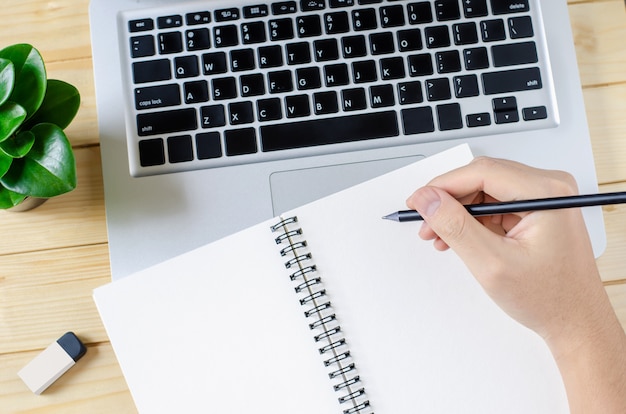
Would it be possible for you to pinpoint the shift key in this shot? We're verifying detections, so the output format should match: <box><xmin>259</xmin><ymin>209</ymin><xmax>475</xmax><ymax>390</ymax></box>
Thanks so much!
<box><xmin>137</xmin><ymin>108</ymin><xmax>197</xmax><ymax>136</ymax></box>
<box><xmin>482</xmin><ymin>67</ymin><xmax>542</xmax><ymax>95</ymax></box>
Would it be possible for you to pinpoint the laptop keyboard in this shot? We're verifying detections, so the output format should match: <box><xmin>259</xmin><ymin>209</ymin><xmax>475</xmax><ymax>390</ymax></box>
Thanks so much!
<box><xmin>119</xmin><ymin>0</ymin><xmax>556</xmax><ymax>176</ymax></box>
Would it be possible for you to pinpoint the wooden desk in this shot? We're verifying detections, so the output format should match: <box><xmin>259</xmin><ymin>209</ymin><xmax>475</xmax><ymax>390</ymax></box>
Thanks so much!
<box><xmin>1</xmin><ymin>0</ymin><xmax>625</xmax><ymax>411</ymax></box>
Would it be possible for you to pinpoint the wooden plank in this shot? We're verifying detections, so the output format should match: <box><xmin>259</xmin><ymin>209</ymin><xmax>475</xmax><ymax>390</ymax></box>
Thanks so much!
<box><xmin>0</xmin><ymin>244</ymin><xmax>111</xmax><ymax>355</ymax></box>
<box><xmin>0</xmin><ymin>342</ymin><xmax>136</xmax><ymax>414</ymax></box>
<box><xmin>570</xmin><ymin>0</ymin><xmax>626</xmax><ymax>87</ymax></box>
<box><xmin>0</xmin><ymin>146</ymin><xmax>107</xmax><ymax>256</ymax></box>
<box><xmin>0</xmin><ymin>0</ymin><xmax>91</xmax><ymax>63</ymax></box>
<box><xmin>585</xmin><ymin>83</ymin><xmax>626</xmax><ymax>185</ymax></box>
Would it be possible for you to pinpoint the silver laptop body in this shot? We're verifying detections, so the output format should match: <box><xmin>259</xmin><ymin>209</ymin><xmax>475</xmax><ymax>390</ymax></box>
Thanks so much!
<box><xmin>89</xmin><ymin>0</ymin><xmax>605</xmax><ymax>279</ymax></box>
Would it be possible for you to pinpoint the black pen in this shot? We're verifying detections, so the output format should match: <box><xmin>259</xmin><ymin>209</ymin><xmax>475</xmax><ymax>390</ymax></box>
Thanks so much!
<box><xmin>383</xmin><ymin>191</ymin><xmax>626</xmax><ymax>222</ymax></box>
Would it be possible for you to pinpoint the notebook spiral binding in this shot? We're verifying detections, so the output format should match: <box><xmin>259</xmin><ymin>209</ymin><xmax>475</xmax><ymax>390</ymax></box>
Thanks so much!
<box><xmin>271</xmin><ymin>216</ymin><xmax>373</xmax><ymax>414</ymax></box>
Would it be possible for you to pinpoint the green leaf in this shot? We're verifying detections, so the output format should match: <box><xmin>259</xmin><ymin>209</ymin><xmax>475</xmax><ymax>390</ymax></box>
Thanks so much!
<box><xmin>0</xmin><ymin>44</ymin><xmax>46</xmax><ymax>119</ymax></box>
<box><xmin>0</xmin><ymin>123</ymin><xmax>76</xmax><ymax>198</ymax></box>
<box><xmin>0</xmin><ymin>101</ymin><xmax>27</xmax><ymax>143</ymax></box>
<box><xmin>0</xmin><ymin>147</ymin><xmax>11</xmax><ymax>177</ymax></box>
<box><xmin>0</xmin><ymin>184</ymin><xmax>26</xmax><ymax>209</ymax></box>
<box><xmin>23</xmin><ymin>79</ymin><xmax>80</xmax><ymax>130</ymax></box>
<box><xmin>0</xmin><ymin>58</ymin><xmax>15</xmax><ymax>106</ymax></box>
<box><xmin>1</xmin><ymin>130</ymin><xmax>35</xmax><ymax>158</ymax></box>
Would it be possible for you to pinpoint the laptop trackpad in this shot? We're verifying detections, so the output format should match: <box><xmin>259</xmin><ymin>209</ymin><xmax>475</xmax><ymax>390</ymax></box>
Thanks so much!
<box><xmin>270</xmin><ymin>155</ymin><xmax>425</xmax><ymax>214</ymax></box>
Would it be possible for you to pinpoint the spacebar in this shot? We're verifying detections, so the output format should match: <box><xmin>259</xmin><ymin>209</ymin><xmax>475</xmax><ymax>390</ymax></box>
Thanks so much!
<box><xmin>260</xmin><ymin>111</ymin><xmax>399</xmax><ymax>152</ymax></box>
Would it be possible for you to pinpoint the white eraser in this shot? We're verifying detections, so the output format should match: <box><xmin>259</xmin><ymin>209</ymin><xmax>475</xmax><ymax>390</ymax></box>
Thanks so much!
<box><xmin>18</xmin><ymin>332</ymin><xmax>87</xmax><ymax>394</ymax></box>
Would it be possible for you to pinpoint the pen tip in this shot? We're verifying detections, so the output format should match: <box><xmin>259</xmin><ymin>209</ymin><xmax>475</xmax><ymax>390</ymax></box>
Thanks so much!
<box><xmin>382</xmin><ymin>212</ymin><xmax>399</xmax><ymax>221</ymax></box>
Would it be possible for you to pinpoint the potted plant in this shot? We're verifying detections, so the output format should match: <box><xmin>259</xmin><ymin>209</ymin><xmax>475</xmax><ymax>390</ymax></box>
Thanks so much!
<box><xmin>0</xmin><ymin>43</ymin><xmax>80</xmax><ymax>211</ymax></box>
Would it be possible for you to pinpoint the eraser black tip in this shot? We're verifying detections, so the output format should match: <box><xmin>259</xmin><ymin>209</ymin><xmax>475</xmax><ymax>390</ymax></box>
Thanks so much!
<box><xmin>56</xmin><ymin>332</ymin><xmax>87</xmax><ymax>362</ymax></box>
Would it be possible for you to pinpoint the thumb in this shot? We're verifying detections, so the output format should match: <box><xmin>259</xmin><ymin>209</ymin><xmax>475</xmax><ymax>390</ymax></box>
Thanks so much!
<box><xmin>408</xmin><ymin>186</ymin><xmax>502</xmax><ymax>270</ymax></box>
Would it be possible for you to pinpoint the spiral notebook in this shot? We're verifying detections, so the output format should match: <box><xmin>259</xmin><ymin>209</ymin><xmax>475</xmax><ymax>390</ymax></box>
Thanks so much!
<box><xmin>93</xmin><ymin>144</ymin><xmax>569</xmax><ymax>413</ymax></box>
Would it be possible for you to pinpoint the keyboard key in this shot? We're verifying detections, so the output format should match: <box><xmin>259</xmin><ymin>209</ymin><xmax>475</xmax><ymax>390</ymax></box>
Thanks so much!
<box><xmin>352</xmin><ymin>60</ymin><xmax>377</xmax><ymax>83</ymax></box>
<box><xmin>214</xmin><ymin>25</ymin><xmax>239</xmax><ymax>47</ymax></box>
<box><xmin>492</xmin><ymin>96</ymin><xmax>517</xmax><ymax>112</ymax></box>
<box><xmin>174</xmin><ymin>55</ymin><xmax>199</xmax><ymax>78</ymax></box>
<box><xmin>380</xmin><ymin>5</ymin><xmax>405</xmax><ymax>28</ymax></box>
<box><xmin>370</xmin><ymin>32</ymin><xmax>395</xmax><ymax>55</ymax></box>
<box><xmin>435</xmin><ymin>50</ymin><xmax>461</xmax><ymax>73</ymax></box>
<box><xmin>494</xmin><ymin>110</ymin><xmax>519</xmax><ymax>124</ymax></box>
<box><xmin>243</xmin><ymin>5</ymin><xmax>269</xmax><ymax>18</ymax></box>
<box><xmin>229</xmin><ymin>101</ymin><xmax>255</xmax><ymax>124</ymax></box>
<box><xmin>215</xmin><ymin>8</ymin><xmax>240</xmax><ymax>22</ymax></box>
<box><xmin>508</xmin><ymin>16</ymin><xmax>534</xmax><ymax>39</ymax></box>
<box><xmin>241</xmin><ymin>21</ymin><xmax>267</xmax><ymax>44</ymax></box>
<box><xmin>480</xmin><ymin>19</ymin><xmax>506</xmax><ymax>42</ymax></box>
<box><xmin>434</xmin><ymin>0</ymin><xmax>460</xmax><ymax>21</ymax></box>
<box><xmin>398</xmin><ymin>81</ymin><xmax>423</xmax><ymax>104</ymax></box>
<box><xmin>268</xmin><ymin>70</ymin><xmax>294</xmax><ymax>93</ymax></box>
<box><xmin>271</xmin><ymin>1</ymin><xmax>297</xmax><ymax>14</ymax></box>
<box><xmin>296</xmin><ymin>67</ymin><xmax>322</xmax><ymax>90</ymax></box>
<box><xmin>369</xmin><ymin>84</ymin><xmax>395</xmax><ymax>107</ymax></box>
<box><xmin>324</xmin><ymin>63</ymin><xmax>350</xmax><ymax>86</ymax></box>
<box><xmin>285</xmin><ymin>94</ymin><xmax>311</xmax><ymax>118</ymax></box>
<box><xmin>397</xmin><ymin>29</ymin><xmax>422</xmax><ymax>51</ymax></box>
<box><xmin>167</xmin><ymin>135</ymin><xmax>194</xmax><ymax>163</ymax></box>
<box><xmin>132</xmin><ymin>59</ymin><xmax>171</xmax><ymax>84</ymax></box>
<box><xmin>225</xmin><ymin>128</ymin><xmax>257</xmax><ymax>156</ymax></box>
<box><xmin>492</xmin><ymin>41</ymin><xmax>537</xmax><ymax>67</ymax></box>
<box><xmin>158</xmin><ymin>32</ymin><xmax>183</xmax><ymax>54</ymax></box>
<box><xmin>426</xmin><ymin>78</ymin><xmax>451</xmax><ymax>101</ymax></box>
<box><xmin>314</xmin><ymin>38</ymin><xmax>339</xmax><ymax>61</ymax></box>
<box><xmin>297</xmin><ymin>15</ymin><xmax>322</xmax><ymax>37</ymax></box>
<box><xmin>482</xmin><ymin>67</ymin><xmax>542</xmax><ymax>95</ymax></box>
<box><xmin>453</xmin><ymin>22</ymin><xmax>478</xmax><ymax>45</ymax></box>
<box><xmin>129</xmin><ymin>18</ymin><xmax>154</xmax><ymax>32</ymax></box>
<box><xmin>490</xmin><ymin>0</ymin><xmax>529</xmax><ymax>15</ymax></box>
<box><xmin>186</xmin><ymin>11</ymin><xmax>211</xmax><ymax>25</ymax></box>
<box><xmin>212</xmin><ymin>77</ymin><xmax>238</xmax><ymax>99</ymax></box>
<box><xmin>342</xmin><ymin>35</ymin><xmax>367</xmax><ymax>58</ymax></box>
<box><xmin>380</xmin><ymin>57</ymin><xmax>405</xmax><ymax>80</ymax></box>
<box><xmin>324</xmin><ymin>11</ymin><xmax>350</xmax><ymax>34</ymax></box>
<box><xmin>257</xmin><ymin>98</ymin><xmax>283</xmax><ymax>121</ymax></box>
<box><xmin>466</xmin><ymin>112</ymin><xmax>491</xmax><ymax>127</ymax></box>
<box><xmin>260</xmin><ymin>111</ymin><xmax>398</xmax><ymax>152</ymax></box>
<box><xmin>437</xmin><ymin>103</ymin><xmax>463</xmax><ymax>130</ymax></box>
<box><xmin>301</xmin><ymin>0</ymin><xmax>326</xmax><ymax>12</ymax></box>
<box><xmin>139</xmin><ymin>138</ymin><xmax>165</xmax><ymax>166</ymax></box>
<box><xmin>196</xmin><ymin>132</ymin><xmax>222</xmax><ymax>159</ymax></box>
<box><xmin>401</xmin><ymin>106</ymin><xmax>434</xmax><ymax>134</ymax></box>
<box><xmin>186</xmin><ymin>28</ymin><xmax>211</xmax><ymax>51</ymax></box>
<box><xmin>135</xmin><ymin>84</ymin><xmax>181</xmax><ymax>110</ymax></box>
<box><xmin>523</xmin><ymin>106</ymin><xmax>547</xmax><ymax>121</ymax></box>
<box><xmin>157</xmin><ymin>15</ymin><xmax>183</xmax><ymax>29</ymax></box>
<box><xmin>408</xmin><ymin>53</ymin><xmax>434</xmax><ymax>76</ymax></box>
<box><xmin>202</xmin><ymin>52</ymin><xmax>228</xmax><ymax>74</ymax></box>
<box><xmin>463</xmin><ymin>47</ymin><xmax>489</xmax><ymax>70</ymax></box>
<box><xmin>452</xmin><ymin>74</ymin><xmax>479</xmax><ymax>98</ymax></box>
<box><xmin>130</xmin><ymin>35</ymin><xmax>155</xmax><ymax>58</ymax></box>
<box><xmin>184</xmin><ymin>80</ymin><xmax>209</xmax><ymax>103</ymax></box>
<box><xmin>287</xmin><ymin>42</ymin><xmax>312</xmax><ymax>64</ymax></box>
<box><xmin>240</xmin><ymin>73</ymin><xmax>266</xmax><ymax>96</ymax></box>
<box><xmin>425</xmin><ymin>26</ymin><xmax>451</xmax><ymax>48</ymax></box>
<box><xmin>258</xmin><ymin>45</ymin><xmax>284</xmax><ymax>67</ymax></box>
<box><xmin>201</xmin><ymin>105</ymin><xmax>226</xmax><ymax>128</ymax></box>
<box><xmin>463</xmin><ymin>0</ymin><xmax>488</xmax><ymax>18</ymax></box>
<box><xmin>137</xmin><ymin>108</ymin><xmax>197</xmax><ymax>136</ymax></box>
<box><xmin>341</xmin><ymin>88</ymin><xmax>367</xmax><ymax>111</ymax></box>
<box><xmin>352</xmin><ymin>8</ymin><xmax>378</xmax><ymax>31</ymax></box>
<box><xmin>269</xmin><ymin>18</ymin><xmax>294</xmax><ymax>40</ymax></box>
<box><xmin>313</xmin><ymin>91</ymin><xmax>339</xmax><ymax>114</ymax></box>
<box><xmin>407</xmin><ymin>2</ymin><xmax>433</xmax><ymax>24</ymax></box>
<box><xmin>330</xmin><ymin>0</ymin><xmax>355</xmax><ymax>7</ymax></box>
<box><xmin>230</xmin><ymin>49</ymin><xmax>256</xmax><ymax>71</ymax></box>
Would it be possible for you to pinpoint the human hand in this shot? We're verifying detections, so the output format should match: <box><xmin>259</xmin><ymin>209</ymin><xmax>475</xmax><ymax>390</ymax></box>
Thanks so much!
<box><xmin>406</xmin><ymin>157</ymin><xmax>605</xmax><ymax>348</ymax></box>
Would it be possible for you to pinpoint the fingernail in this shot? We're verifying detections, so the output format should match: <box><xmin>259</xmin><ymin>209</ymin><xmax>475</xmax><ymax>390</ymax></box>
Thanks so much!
<box><xmin>413</xmin><ymin>188</ymin><xmax>441</xmax><ymax>219</ymax></box>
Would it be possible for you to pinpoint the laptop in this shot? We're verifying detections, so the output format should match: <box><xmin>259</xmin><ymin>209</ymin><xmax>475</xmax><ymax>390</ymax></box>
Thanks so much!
<box><xmin>89</xmin><ymin>0</ymin><xmax>606</xmax><ymax>280</ymax></box>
